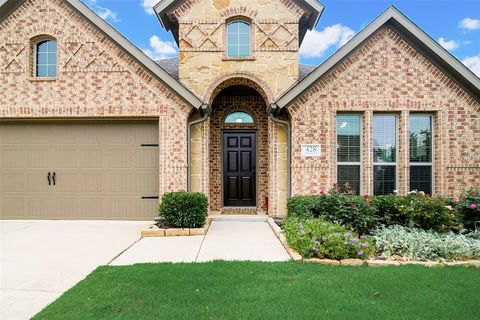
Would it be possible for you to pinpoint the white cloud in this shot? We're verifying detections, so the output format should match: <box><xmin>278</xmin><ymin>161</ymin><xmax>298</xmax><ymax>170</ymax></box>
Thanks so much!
<box><xmin>300</xmin><ymin>24</ymin><xmax>355</xmax><ymax>58</ymax></box>
<box><xmin>459</xmin><ymin>18</ymin><xmax>480</xmax><ymax>30</ymax></box>
<box><xmin>142</xmin><ymin>0</ymin><xmax>158</xmax><ymax>15</ymax></box>
<box><xmin>143</xmin><ymin>35</ymin><xmax>177</xmax><ymax>60</ymax></box>
<box><xmin>462</xmin><ymin>55</ymin><xmax>480</xmax><ymax>77</ymax></box>
<box><xmin>85</xmin><ymin>0</ymin><xmax>120</xmax><ymax>23</ymax></box>
<box><xmin>96</xmin><ymin>7</ymin><xmax>120</xmax><ymax>22</ymax></box>
<box><xmin>438</xmin><ymin>37</ymin><xmax>459</xmax><ymax>51</ymax></box>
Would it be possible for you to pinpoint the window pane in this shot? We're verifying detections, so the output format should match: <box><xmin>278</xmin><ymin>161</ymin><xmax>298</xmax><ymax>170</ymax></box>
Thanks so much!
<box><xmin>410</xmin><ymin>166</ymin><xmax>432</xmax><ymax>195</ymax></box>
<box><xmin>238</xmin><ymin>46</ymin><xmax>249</xmax><ymax>57</ymax></box>
<box><xmin>225</xmin><ymin>112</ymin><xmax>254</xmax><ymax>124</ymax></box>
<box><xmin>373</xmin><ymin>115</ymin><xmax>396</xmax><ymax>163</ymax></box>
<box><xmin>37</xmin><ymin>52</ymin><xmax>48</xmax><ymax>64</ymax></box>
<box><xmin>36</xmin><ymin>65</ymin><xmax>48</xmax><ymax>77</ymax></box>
<box><xmin>227</xmin><ymin>21</ymin><xmax>250</xmax><ymax>57</ymax></box>
<box><xmin>238</xmin><ymin>21</ymin><xmax>250</xmax><ymax>33</ymax></box>
<box><xmin>337</xmin><ymin>114</ymin><xmax>361</xmax><ymax>162</ymax></box>
<box><xmin>374</xmin><ymin>165</ymin><xmax>396</xmax><ymax>195</ymax></box>
<box><xmin>410</xmin><ymin>115</ymin><xmax>432</xmax><ymax>163</ymax></box>
<box><xmin>239</xmin><ymin>34</ymin><xmax>249</xmax><ymax>45</ymax></box>
<box><xmin>37</xmin><ymin>41</ymin><xmax>49</xmax><ymax>52</ymax></box>
<box><xmin>48</xmin><ymin>52</ymin><xmax>56</xmax><ymax>65</ymax></box>
<box><xmin>36</xmin><ymin>40</ymin><xmax>57</xmax><ymax>78</ymax></box>
<box><xmin>47</xmin><ymin>66</ymin><xmax>57</xmax><ymax>77</ymax></box>
<box><xmin>337</xmin><ymin>165</ymin><xmax>360</xmax><ymax>194</ymax></box>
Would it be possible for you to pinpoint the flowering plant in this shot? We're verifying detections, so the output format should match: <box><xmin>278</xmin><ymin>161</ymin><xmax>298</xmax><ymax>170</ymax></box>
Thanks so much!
<box><xmin>452</xmin><ymin>189</ymin><xmax>480</xmax><ymax>231</ymax></box>
<box><xmin>284</xmin><ymin>218</ymin><xmax>375</xmax><ymax>260</ymax></box>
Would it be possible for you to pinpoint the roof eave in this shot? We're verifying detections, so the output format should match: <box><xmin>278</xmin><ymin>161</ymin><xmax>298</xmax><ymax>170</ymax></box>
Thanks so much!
<box><xmin>276</xmin><ymin>6</ymin><xmax>480</xmax><ymax>108</ymax></box>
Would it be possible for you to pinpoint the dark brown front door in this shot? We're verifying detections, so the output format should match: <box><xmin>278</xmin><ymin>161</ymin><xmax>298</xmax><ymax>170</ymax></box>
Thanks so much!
<box><xmin>223</xmin><ymin>132</ymin><xmax>256</xmax><ymax>207</ymax></box>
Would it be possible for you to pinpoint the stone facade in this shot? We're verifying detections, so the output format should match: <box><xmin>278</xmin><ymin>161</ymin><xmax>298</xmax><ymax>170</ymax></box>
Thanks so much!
<box><xmin>288</xmin><ymin>26</ymin><xmax>480</xmax><ymax>197</ymax></box>
<box><xmin>175</xmin><ymin>0</ymin><xmax>307</xmax><ymax>99</ymax></box>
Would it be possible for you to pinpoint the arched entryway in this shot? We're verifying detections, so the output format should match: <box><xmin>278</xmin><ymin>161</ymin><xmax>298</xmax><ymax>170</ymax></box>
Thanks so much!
<box><xmin>188</xmin><ymin>75</ymin><xmax>290</xmax><ymax>217</ymax></box>
<box><xmin>209</xmin><ymin>83</ymin><xmax>269</xmax><ymax>214</ymax></box>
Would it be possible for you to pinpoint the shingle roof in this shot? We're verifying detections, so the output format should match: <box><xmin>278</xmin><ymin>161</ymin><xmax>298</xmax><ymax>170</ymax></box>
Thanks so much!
<box><xmin>155</xmin><ymin>58</ymin><xmax>316</xmax><ymax>82</ymax></box>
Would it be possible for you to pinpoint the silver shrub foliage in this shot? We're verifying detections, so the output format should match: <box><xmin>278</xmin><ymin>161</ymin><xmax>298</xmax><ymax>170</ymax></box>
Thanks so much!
<box><xmin>372</xmin><ymin>225</ymin><xmax>480</xmax><ymax>261</ymax></box>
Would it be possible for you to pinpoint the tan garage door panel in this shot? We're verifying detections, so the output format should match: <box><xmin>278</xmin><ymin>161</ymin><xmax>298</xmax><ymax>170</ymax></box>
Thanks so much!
<box><xmin>0</xmin><ymin>122</ymin><xmax>159</xmax><ymax>220</ymax></box>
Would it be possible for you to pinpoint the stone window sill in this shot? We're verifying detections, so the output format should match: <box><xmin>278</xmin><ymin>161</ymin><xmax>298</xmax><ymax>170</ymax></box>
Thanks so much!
<box><xmin>222</xmin><ymin>56</ymin><xmax>256</xmax><ymax>61</ymax></box>
<box><xmin>28</xmin><ymin>77</ymin><xmax>57</xmax><ymax>82</ymax></box>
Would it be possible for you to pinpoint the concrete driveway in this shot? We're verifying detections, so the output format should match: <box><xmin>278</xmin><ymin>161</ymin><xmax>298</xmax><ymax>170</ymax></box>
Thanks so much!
<box><xmin>0</xmin><ymin>220</ymin><xmax>149</xmax><ymax>320</ymax></box>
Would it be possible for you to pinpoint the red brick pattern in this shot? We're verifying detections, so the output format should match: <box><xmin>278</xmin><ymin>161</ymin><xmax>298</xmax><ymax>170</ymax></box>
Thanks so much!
<box><xmin>289</xmin><ymin>27</ymin><xmax>480</xmax><ymax>197</ymax></box>
<box><xmin>0</xmin><ymin>0</ymin><xmax>191</xmax><ymax>198</ymax></box>
<box><xmin>208</xmin><ymin>95</ymin><xmax>270</xmax><ymax>213</ymax></box>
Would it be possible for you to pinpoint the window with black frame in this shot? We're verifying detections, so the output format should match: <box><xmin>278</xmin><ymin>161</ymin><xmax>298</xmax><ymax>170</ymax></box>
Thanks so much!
<box><xmin>337</xmin><ymin>114</ymin><xmax>361</xmax><ymax>193</ymax></box>
<box><xmin>409</xmin><ymin>114</ymin><xmax>433</xmax><ymax>194</ymax></box>
<box><xmin>373</xmin><ymin>114</ymin><xmax>397</xmax><ymax>195</ymax></box>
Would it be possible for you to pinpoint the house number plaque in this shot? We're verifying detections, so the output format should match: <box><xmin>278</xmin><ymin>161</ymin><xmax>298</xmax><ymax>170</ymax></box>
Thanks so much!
<box><xmin>301</xmin><ymin>144</ymin><xmax>321</xmax><ymax>157</ymax></box>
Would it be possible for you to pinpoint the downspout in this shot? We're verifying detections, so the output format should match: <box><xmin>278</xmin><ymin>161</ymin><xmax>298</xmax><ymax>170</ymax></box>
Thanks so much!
<box><xmin>267</xmin><ymin>103</ymin><xmax>291</xmax><ymax>198</ymax></box>
<box><xmin>187</xmin><ymin>103</ymin><xmax>210</xmax><ymax>192</ymax></box>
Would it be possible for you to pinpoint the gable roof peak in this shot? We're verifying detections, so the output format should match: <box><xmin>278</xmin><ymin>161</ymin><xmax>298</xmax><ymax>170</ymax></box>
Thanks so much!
<box><xmin>275</xmin><ymin>5</ymin><xmax>480</xmax><ymax>108</ymax></box>
<box><xmin>153</xmin><ymin>0</ymin><xmax>324</xmax><ymax>45</ymax></box>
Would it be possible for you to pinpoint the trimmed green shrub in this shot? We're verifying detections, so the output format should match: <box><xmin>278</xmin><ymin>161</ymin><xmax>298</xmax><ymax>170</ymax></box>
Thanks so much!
<box><xmin>397</xmin><ymin>192</ymin><xmax>458</xmax><ymax>233</ymax></box>
<box><xmin>284</xmin><ymin>218</ymin><xmax>375</xmax><ymax>260</ymax></box>
<box><xmin>373</xmin><ymin>225</ymin><xmax>480</xmax><ymax>261</ymax></box>
<box><xmin>158</xmin><ymin>192</ymin><xmax>208</xmax><ymax>228</ymax></box>
<box><xmin>452</xmin><ymin>189</ymin><xmax>480</xmax><ymax>231</ymax></box>
<box><xmin>286</xmin><ymin>195</ymin><xmax>318</xmax><ymax>219</ymax></box>
<box><xmin>287</xmin><ymin>190</ymin><xmax>460</xmax><ymax>234</ymax></box>
<box><xmin>372</xmin><ymin>195</ymin><xmax>408</xmax><ymax>226</ymax></box>
<box><xmin>287</xmin><ymin>191</ymin><xmax>378</xmax><ymax>234</ymax></box>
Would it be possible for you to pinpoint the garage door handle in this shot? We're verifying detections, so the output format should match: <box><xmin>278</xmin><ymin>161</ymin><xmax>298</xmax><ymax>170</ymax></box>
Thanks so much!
<box><xmin>47</xmin><ymin>172</ymin><xmax>51</xmax><ymax>186</ymax></box>
<box><xmin>52</xmin><ymin>172</ymin><xmax>56</xmax><ymax>186</ymax></box>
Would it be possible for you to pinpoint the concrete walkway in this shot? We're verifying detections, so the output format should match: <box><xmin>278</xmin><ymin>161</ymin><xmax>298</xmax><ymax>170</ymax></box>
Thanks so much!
<box><xmin>1</xmin><ymin>217</ymin><xmax>289</xmax><ymax>319</ymax></box>
<box><xmin>110</xmin><ymin>217</ymin><xmax>290</xmax><ymax>265</ymax></box>
<box><xmin>0</xmin><ymin>220</ymin><xmax>150</xmax><ymax>320</ymax></box>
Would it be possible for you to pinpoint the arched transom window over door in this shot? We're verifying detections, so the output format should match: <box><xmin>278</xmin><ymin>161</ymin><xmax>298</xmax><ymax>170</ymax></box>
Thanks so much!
<box><xmin>227</xmin><ymin>21</ymin><xmax>251</xmax><ymax>57</ymax></box>
<box><xmin>225</xmin><ymin>111</ymin><xmax>254</xmax><ymax>124</ymax></box>
<box><xmin>35</xmin><ymin>39</ymin><xmax>57</xmax><ymax>78</ymax></box>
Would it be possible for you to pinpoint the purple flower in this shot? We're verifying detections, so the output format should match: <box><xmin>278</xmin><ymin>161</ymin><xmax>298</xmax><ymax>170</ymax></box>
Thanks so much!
<box><xmin>313</xmin><ymin>247</ymin><xmax>320</xmax><ymax>252</ymax></box>
<box><xmin>312</xmin><ymin>237</ymin><xmax>318</xmax><ymax>241</ymax></box>
<box><xmin>361</xmin><ymin>242</ymin><xmax>369</xmax><ymax>247</ymax></box>
<box><xmin>351</xmin><ymin>238</ymin><xmax>359</xmax><ymax>243</ymax></box>
<box><xmin>345</xmin><ymin>232</ymin><xmax>352</xmax><ymax>237</ymax></box>
<box><xmin>357</xmin><ymin>251</ymin><xmax>365</xmax><ymax>256</ymax></box>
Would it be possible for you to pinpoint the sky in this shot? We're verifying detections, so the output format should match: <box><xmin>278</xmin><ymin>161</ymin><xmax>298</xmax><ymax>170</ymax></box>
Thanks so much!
<box><xmin>82</xmin><ymin>0</ymin><xmax>480</xmax><ymax>76</ymax></box>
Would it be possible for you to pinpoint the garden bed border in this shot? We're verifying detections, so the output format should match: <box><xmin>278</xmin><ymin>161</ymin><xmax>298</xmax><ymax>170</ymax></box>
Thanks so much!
<box><xmin>266</xmin><ymin>217</ymin><xmax>480</xmax><ymax>268</ymax></box>
<box><xmin>141</xmin><ymin>218</ymin><xmax>212</xmax><ymax>237</ymax></box>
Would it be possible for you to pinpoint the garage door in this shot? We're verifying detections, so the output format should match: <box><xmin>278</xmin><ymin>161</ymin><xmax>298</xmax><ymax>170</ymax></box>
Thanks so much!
<box><xmin>0</xmin><ymin>121</ymin><xmax>159</xmax><ymax>220</ymax></box>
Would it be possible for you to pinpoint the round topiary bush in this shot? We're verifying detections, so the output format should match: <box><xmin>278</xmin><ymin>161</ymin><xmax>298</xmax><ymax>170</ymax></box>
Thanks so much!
<box><xmin>159</xmin><ymin>192</ymin><xmax>208</xmax><ymax>228</ymax></box>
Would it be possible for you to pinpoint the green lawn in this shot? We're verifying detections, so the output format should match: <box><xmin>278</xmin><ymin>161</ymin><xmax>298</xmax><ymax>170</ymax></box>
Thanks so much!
<box><xmin>34</xmin><ymin>261</ymin><xmax>479</xmax><ymax>320</ymax></box>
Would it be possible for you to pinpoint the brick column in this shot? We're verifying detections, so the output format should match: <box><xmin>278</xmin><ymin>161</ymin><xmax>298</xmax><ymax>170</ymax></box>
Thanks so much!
<box><xmin>362</xmin><ymin>111</ymin><xmax>373</xmax><ymax>195</ymax></box>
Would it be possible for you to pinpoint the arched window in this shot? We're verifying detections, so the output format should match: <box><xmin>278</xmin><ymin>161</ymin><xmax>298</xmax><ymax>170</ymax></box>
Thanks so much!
<box><xmin>227</xmin><ymin>20</ymin><xmax>250</xmax><ymax>57</ymax></box>
<box><xmin>225</xmin><ymin>111</ymin><xmax>254</xmax><ymax>124</ymax></box>
<box><xmin>35</xmin><ymin>39</ymin><xmax>57</xmax><ymax>77</ymax></box>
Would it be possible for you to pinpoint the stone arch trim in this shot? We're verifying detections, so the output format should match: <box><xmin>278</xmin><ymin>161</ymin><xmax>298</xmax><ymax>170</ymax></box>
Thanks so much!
<box><xmin>219</xmin><ymin>6</ymin><xmax>259</xmax><ymax>20</ymax></box>
<box><xmin>205</xmin><ymin>72</ymin><xmax>274</xmax><ymax>106</ymax></box>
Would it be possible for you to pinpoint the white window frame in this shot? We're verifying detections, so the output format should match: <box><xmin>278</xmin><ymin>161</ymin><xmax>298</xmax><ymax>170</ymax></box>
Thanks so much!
<box><xmin>336</xmin><ymin>113</ymin><xmax>362</xmax><ymax>194</ymax></box>
<box><xmin>409</xmin><ymin>113</ymin><xmax>434</xmax><ymax>194</ymax></box>
<box><xmin>372</xmin><ymin>113</ymin><xmax>398</xmax><ymax>195</ymax></box>
<box><xmin>226</xmin><ymin>20</ymin><xmax>251</xmax><ymax>58</ymax></box>
<box><xmin>34</xmin><ymin>38</ymin><xmax>57</xmax><ymax>78</ymax></box>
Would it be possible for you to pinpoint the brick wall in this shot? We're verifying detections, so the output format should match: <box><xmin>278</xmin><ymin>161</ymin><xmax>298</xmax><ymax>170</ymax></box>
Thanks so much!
<box><xmin>288</xmin><ymin>26</ymin><xmax>480</xmax><ymax>197</ymax></box>
<box><xmin>208</xmin><ymin>95</ymin><xmax>269</xmax><ymax>213</ymax></box>
<box><xmin>0</xmin><ymin>0</ymin><xmax>191</xmax><ymax>196</ymax></box>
